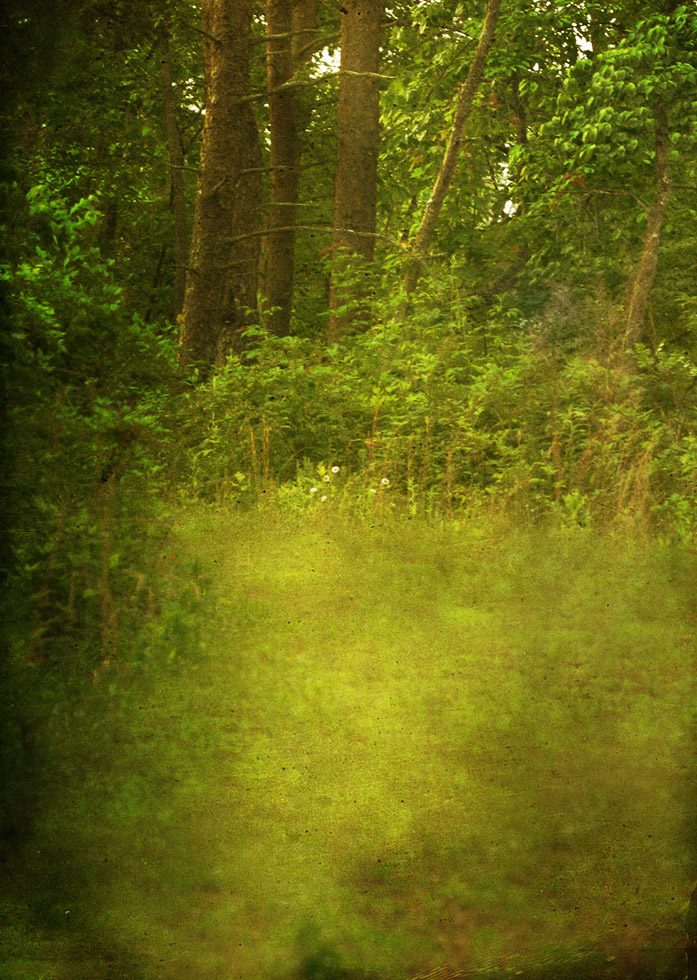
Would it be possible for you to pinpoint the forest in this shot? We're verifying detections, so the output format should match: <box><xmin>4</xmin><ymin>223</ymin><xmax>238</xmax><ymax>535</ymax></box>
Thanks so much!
<box><xmin>1</xmin><ymin>0</ymin><xmax>696</xmax><ymax>977</ymax></box>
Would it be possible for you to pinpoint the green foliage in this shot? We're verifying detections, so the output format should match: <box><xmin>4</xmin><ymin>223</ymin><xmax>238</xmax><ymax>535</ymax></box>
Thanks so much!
<box><xmin>172</xmin><ymin>310</ymin><xmax>696</xmax><ymax>539</ymax></box>
<box><xmin>1</xmin><ymin>180</ymin><xmax>178</xmax><ymax>671</ymax></box>
<box><xmin>0</xmin><ymin>179</ymin><xmax>204</xmax><ymax>932</ymax></box>
<box><xmin>511</xmin><ymin>3</ymin><xmax>697</xmax><ymax>304</ymax></box>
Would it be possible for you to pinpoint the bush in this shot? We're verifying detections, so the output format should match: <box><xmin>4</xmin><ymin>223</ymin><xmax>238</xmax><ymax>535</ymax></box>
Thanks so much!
<box><xmin>173</xmin><ymin>317</ymin><xmax>696</xmax><ymax>539</ymax></box>
<box><xmin>1</xmin><ymin>179</ymin><xmax>179</xmax><ymax>670</ymax></box>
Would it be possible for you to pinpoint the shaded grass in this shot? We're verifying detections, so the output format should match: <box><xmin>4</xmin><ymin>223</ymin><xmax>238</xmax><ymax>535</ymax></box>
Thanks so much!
<box><xmin>2</xmin><ymin>507</ymin><xmax>695</xmax><ymax>978</ymax></box>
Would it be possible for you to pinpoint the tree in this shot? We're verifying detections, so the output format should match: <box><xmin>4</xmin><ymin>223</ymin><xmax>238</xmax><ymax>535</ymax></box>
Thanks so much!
<box><xmin>327</xmin><ymin>0</ymin><xmax>385</xmax><ymax>344</ymax></box>
<box><xmin>402</xmin><ymin>0</ymin><xmax>502</xmax><ymax>296</ymax></box>
<box><xmin>517</xmin><ymin>2</ymin><xmax>696</xmax><ymax>347</ymax></box>
<box><xmin>179</xmin><ymin>0</ymin><xmax>262</xmax><ymax>371</ymax></box>
<box><xmin>158</xmin><ymin>24</ymin><xmax>188</xmax><ymax>317</ymax></box>
<box><xmin>625</xmin><ymin>101</ymin><xmax>672</xmax><ymax>345</ymax></box>
<box><xmin>263</xmin><ymin>0</ymin><xmax>319</xmax><ymax>337</ymax></box>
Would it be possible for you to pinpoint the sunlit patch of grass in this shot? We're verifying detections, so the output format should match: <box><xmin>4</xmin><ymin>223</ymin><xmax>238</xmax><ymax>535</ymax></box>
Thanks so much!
<box><xmin>5</xmin><ymin>507</ymin><xmax>695</xmax><ymax>977</ymax></box>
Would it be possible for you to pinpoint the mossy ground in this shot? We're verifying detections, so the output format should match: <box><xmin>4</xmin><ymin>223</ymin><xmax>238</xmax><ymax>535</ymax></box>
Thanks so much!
<box><xmin>2</xmin><ymin>508</ymin><xmax>695</xmax><ymax>978</ymax></box>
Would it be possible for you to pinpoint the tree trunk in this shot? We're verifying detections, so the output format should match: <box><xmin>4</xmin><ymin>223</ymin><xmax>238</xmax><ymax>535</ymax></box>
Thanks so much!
<box><xmin>686</xmin><ymin>882</ymin><xmax>697</xmax><ymax>979</ymax></box>
<box><xmin>179</xmin><ymin>0</ymin><xmax>262</xmax><ymax>372</ymax></box>
<box><xmin>403</xmin><ymin>0</ymin><xmax>502</xmax><ymax>296</ymax></box>
<box><xmin>158</xmin><ymin>28</ymin><xmax>187</xmax><ymax>318</ymax></box>
<box><xmin>327</xmin><ymin>0</ymin><xmax>385</xmax><ymax>344</ymax></box>
<box><xmin>625</xmin><ymin>102</ymin><xmax>672</xmax><ymax>347</ymax></box>
<box><xmin>291</xmin><ymin>0</ymin><xmax>319</xmax><ymax>63</ymax></box>
<box><xmin>510</xmin><ymin>74</ymin><xmax>527</xmax><ymax>148</ymax></box>
<box><xmin>98</xmin><ymin>198</ymin><xmax>118</xmax><ymax>255</ymax></box>
<box><xmin>263</xmin><ymin>0</ymin><xmax>318</xmax><ymax>337</ymax></box>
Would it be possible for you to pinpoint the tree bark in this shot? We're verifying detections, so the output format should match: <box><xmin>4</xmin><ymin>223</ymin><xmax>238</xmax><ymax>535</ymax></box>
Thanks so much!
<box><xmin>263</xmin><ymin>0</ymin><xmax>318</xmax><ymax>337</ymax></box>
<box><xmin>327</xmin><ymin>0</ymin><xmax>385</xmax><ymax>344</ymax></box>
<box><xmin>510</xmin><ymin>74</ymin><xmax>527</xmax><ymax>148</ymax></box>
<box><xmin>403</xmin><ymin>0</ymin><xmax>502</xmax><ymax>296</ymax></box>
<box><xmin>291</xmin><ymin>0</ymin><xmax>319</xmax><ymax>63</ymax></box>
<box><xmin>625</xmin><ymin>102</ymin><xmax>672</xmax><ymax>347</ymax></box>
<box><xmin>158</xmin><ymin>28</ymin><xmax>187</xmax><ymax>318</ymax></box>
<box><xmin>686</xmin><ymin>882</ymin><xmax>697</xmax><ymax>979</ymax></box>
<box><xmin>179</xmin><ymin>0</ymin><xmax>262</xmax><ymax>372</ymax></box>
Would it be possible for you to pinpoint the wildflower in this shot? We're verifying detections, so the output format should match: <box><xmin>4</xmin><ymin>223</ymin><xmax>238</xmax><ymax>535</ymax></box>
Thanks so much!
<box><xmin>369</xmin><ymin>488</ymin><xmax>377</xmax><ymax>495</ymax></box>
<box><xmin>310</xmin><ymin>486</ymin><xmax>319</xmax><ymax>494</ymax></box>
<box><xmin>380</xmin><ymin>477</ymin><xmax>390</xmax><ymax>487</ymax></box>
<box><xmin>331</xmin><ymin>465</ymin><xmax>340</xmax><ymax>474</ymax></box>
<box><xmin>320</xmin><ymin>495</ymin><xmax>328</xmax><ymax>502</ymax></box>
<box><xmin>323</xmin><ymin>474</ymin><xmax>331</xmax><ymax>482</ymax></box>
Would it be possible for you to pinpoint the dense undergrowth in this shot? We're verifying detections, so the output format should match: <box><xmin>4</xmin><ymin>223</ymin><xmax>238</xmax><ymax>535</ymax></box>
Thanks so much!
<box><xmin>178</xmin><ymin>317</ymin><xmax>697</xmax><ymax>539</ymax></box>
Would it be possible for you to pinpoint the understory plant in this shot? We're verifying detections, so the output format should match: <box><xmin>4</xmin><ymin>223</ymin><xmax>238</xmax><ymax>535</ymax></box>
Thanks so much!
<box><xmin>174</xmin><ymin>312</ymin><xmax>697</xmax><ymax>540</ymax></box>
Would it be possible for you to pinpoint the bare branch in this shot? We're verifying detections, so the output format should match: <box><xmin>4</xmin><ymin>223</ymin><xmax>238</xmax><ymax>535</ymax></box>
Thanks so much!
<box><xmin>262</xmin><ymin>200</ymin><xmax>331</xmax><ymax>207</ymax></box>
<box><xmin>235</xmin><ymin>69</ymin><xmax>394</xmax><ymax>104</ymax></box>
<box><xmin>293</xmin><ymin>33</ymin><xmax>339</xmax><ymax>61</ymax></box>
<box><xmin>237</xmin><ymin>159</ymin><xmax>334</xmax><ymax>178</ymax></box>
<box><xmin>224</xmin><ymin>224</ymin><xmax>402</xmax><ymax>249</ymax></box>
<box><xmin>174</xmin><ymin>15</ymin><xmax>222</xmax><ymax>46</ymax></box>
<box><xmin>252</xmin><ymin>27</ymin><xmax>325</xmax><ymax>43</ymax></box>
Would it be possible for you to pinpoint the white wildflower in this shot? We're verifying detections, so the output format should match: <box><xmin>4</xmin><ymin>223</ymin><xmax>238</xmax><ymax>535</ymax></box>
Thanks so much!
<box><xmin>320</xmin><ymin>495</ymin><xmax>328</xmax><ymax>502</ymax></box>
<box><xmin>310</xmin><ymin>486</ymin><xmax>319</xmax><ymax>494</ymax></box>
<box><xmin>323</xmin><ymin>474</ymin><xmax>331</xmax><ymax>482</ymax></box>
<box><xmin>331</xmin><ymin>465</ymin><xmax>340</xmax><ymax>474</ymax></box>
<box><xmin>369</xmin><ymin>488</ymin><xmax>377</xmax><ymax>495</ymax></box>
<box><xmin>380</xmin><ymin>477</ymin><xmax>390</xmax><ymax>486</ymax></box>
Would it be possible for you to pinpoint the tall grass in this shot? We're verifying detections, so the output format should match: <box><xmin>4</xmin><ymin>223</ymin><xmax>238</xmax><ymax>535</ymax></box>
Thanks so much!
<box><xmin>173</xmin><ymin>326</ymin><xmax>697</xmax><ymax>542</ymax></box>
<box><xmin>3</xmin><ymin>507</ymin><xmax>694</xmax><ymax>978</ymax></box>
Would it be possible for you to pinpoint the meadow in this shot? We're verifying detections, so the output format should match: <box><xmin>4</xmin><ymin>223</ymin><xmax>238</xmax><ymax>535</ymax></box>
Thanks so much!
<box><xmin>2</xmin><ymin>508</ymin><xmax>695</xmax><ymax>978</ymax></box>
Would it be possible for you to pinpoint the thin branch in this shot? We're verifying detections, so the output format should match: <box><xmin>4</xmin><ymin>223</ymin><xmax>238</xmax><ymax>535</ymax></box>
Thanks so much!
<box><xmin>293</xmin><ymin>33</ymin><xmax>339</xmax><ymax>61</ymax></box>
<box><xmin>262</xmin><ymin>200</ymin><xmax>331</xmax><ymax>207</ymax></box>
<box><xmin>384</xmin><ymin>16</ymin><xmax>476</xmax><ymax>41</ymax></box>
<box><xmin>223</xmin><ymin>224</ymin><xmax>402</xmax><ymax>248</ymax></box>
<box><xmin>237</xmin><ymin>159</ymin><xmax>334</xmax><ymax>178</ymax></box>
<box><xmin>239</xmin><ymin>165</ymin><xmax>300</xmax><ymax>176</ymax></box>
<box><xmin>235</xmin><ymin>69</ymin><xmax>394</xmax><ymax>104</ymax></box>
<box><xmin>253</xmin><ymin>27</ymin><xmax>325</xmax><ymax>43</ymax></box>
<box><xmin>340</xmin><ymin>69</ymin><xmax>394</xmax><ymax>79</ymax></box>
<box><xmin>581</xmin><ymin>188</ymin><xmax>647</xmax><ymax>207</ymax></box>
<box><xmin>174</xmin><ymin>16</ymin><xmax>222</xmax><ymax>46</ymax></box>
<box><xmin>252</xmin><ymin>34</ymin><xmax>340</xmax><ymax>64</ymax></box>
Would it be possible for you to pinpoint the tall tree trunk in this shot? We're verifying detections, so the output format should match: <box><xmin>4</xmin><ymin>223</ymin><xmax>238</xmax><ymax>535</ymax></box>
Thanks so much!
<box><xmin>291</xmin><ymin>0</ymin><xmax>319</xmax><ymax>63</ymax></box>
<box><xmin>327</xmin><ymin>0</ymin><xmax>385</xmax><ymax>344</ymax></box>
<box><xmin>98</xmin><ymin>198</ymin><xmax>118</xmax><ymax>255</ymax></box>
<box><xmin>158</xmin><ymin>28</ymin><xmax>187</xmax><ymax>318</ymax></box>
<box><xmin>179</xmin><ymin>0</ymin><xmax>262</xmax><ymax>371</ymax></box>
<box><xmin>625</xmin><ymin>102</ymin><xmax>672</xmax><ymax>347</ymax></box>
<box><xmin>510</xmin><ymin>74</ymin><xmax>527</xmax><ymax>148</ymax></box>
<box><xmin>264</xmin><ymin>0</ymin><xmax>318</xmax><ymax>336</ymax></box>
<box><xmin>403</xmin><ymin>0</ymin><xmax>502</xmax><ymax>296</ymax></box>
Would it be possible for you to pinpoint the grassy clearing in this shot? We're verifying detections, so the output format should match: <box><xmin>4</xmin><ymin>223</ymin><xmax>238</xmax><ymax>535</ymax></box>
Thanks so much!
<box><xmin>3</xmin><ymin>507</ymin><xmax>696</xmax><ymax>978</ymax></box>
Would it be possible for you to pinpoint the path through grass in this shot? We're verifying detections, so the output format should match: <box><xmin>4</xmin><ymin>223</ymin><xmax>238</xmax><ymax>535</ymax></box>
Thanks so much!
<box><xmin>3</xmin><ymin>509</ymin><xmax>696</xmax><ymax>978</ymax></box>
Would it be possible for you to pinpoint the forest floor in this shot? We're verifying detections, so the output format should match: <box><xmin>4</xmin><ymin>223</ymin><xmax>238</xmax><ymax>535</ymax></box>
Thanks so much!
<box><xmin>2</xmin><ymin>508</ymin><xmax>696</xmax><ymax>979</ymax></box>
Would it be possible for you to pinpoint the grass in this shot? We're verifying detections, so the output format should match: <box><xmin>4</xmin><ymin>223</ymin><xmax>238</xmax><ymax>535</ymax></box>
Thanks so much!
<box><xmin>2</xmin><ymin>505</ymin><xmax>696</xmax><ymax>978</ymax></box>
